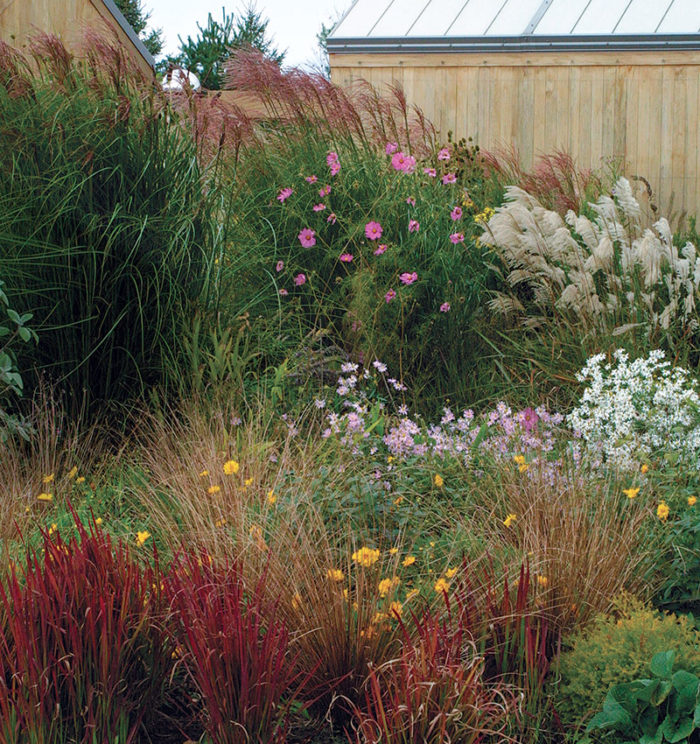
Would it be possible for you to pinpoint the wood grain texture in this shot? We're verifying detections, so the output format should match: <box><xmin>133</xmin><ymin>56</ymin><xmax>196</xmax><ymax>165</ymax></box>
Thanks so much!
<box><xmin>331</xmin><ymin>51</ymin><xmax>700</xmax><ymax>217</ymax></box>
<box><xmin>0</xmin><ymin>0</ymin><xmax>153</xmax><ymax>76</ymax></box>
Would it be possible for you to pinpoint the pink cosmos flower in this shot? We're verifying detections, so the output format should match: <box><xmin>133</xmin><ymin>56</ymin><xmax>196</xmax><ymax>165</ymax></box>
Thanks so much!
<box><xmin>399</xmin><ymin>271</ymin><xmax>418</xmax><ymax>285</ymax></box>
<box><xmin>365</xmin><ymin>221</ymin><xmax>383</xmax><ymax>240</ymax></box>
<box><xmin>313</xmin><ymin>203</ymin><xmax>326</xmax><ymax>212</ymax></box>
<box><xmin>385</xmin><ymin>142</ymin><xmax>398</xmax><ymax>154</ymax></box>
<box><xmin>294</xmin><ymin>273</ymin><xmax>306</xmax><ymax>286</ymax></box>
<box><xmin>408</xmin><ymin>220</ymin><xmax>420</xmax><ymax>233</ymax></box>
<box><xmin>442</xmin><ymin>173</ymin><xmax>457</xmax><ymax>184</ymax></box>
<box><xmin>327</xmin><ymin>212</ymin><xmax>337</xmax><ymax>224</ymax></box>
<box><xmin>374</xmin><ymin>243</ymin><xmax>387</xmax><ymax>256</ymax></box>
<box><xmin>440</xmin><ymin>302</ymin><xmax>451</xmax><ymax>312</ymax></box>
<box><xmin>298</xmin><ymin>228</ymin><xmax>316</xmax><ymax>247</ymax></box>
<box><xmin>391</xmin><ymin>152</ymin><xmax>416</xmax><ymax>173</ymax></box>
<box><xmin>329</xmin><ymin>162</ymin><xmax>340</xmax><ymax>176</ymax></box>
<box><xmin>449</xmin><ymin>232</ymin><xmax>465</xmax><ymax>244</ymax></box>
<box><xmin>319</xmin><ymin>184</ymin><xmax>331</xmax><ymax>197</ymax></box>
<box><xmin>437</xmin><ymin>147</ymin><xmax>451</xmax><ymax>161</ymax></box>
<box><xmin>339</xmin><ymin>253</ymin><xmax>353</xmax><ymax>262</ymax></box>
<box><xmin>305</xmin><ymin>175</ymin><xmax>318</xmax><ymax>183</ymax></box>
<box><xmin>277</xmin><ymin>187</ymin><xmax>293</xmax><ymax>203</ymax></box>
<box><xmin>326</xmin><ymin>151</ymin><xmax>339</xmax><ymax>166</ymax></box>
<box><xmin>275</xmin><ymin>260</ymin><xmax>284</xmax><ymax>272</ymax></box>
<box><xmin>279</xmin><ymin>288</ymin><xmax>288</xmax><ymax>296</ymax></box>
<box><xmin>406</xmin><ymin>196</ymin><xmax>416</xmax><ymax>206</ymax></box>
<box><xmin>423</xmin><ymin>167</ymin><xmax>437</xmax><ymax>177</ymax></box>
<box><xmin>520</xmin><ymin>406</ymin><xmax>539</xmax><ymax>433</ymax></box>
<box><xmin>450</xmin><ymin>206</ymin><xmax>462</xmax><ymax>221</ymax></box>
<box><xmin>385</xmin><ymin>289</ymin><xmax>396</xmax><ymax>302</ymax></box>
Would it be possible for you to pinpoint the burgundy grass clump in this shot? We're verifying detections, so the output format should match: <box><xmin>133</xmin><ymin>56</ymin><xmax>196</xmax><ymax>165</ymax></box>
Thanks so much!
<box><xmin>483</xmin><ymin>147</ymin><xmax>605</xmax><ymax>215</ymax></box>
<box><xmin>0</xmin><ymin>517</ymin><xmax>172</xmax><ymax>744</ymax></box>
<box><xmin>164</xmin><ymin>551</ymin><xmax>309</xmax><ymax>744</ymax></box>
<box><xmin>350</xmin><ymin>599</ymin><xmax>513</xmax><ymax>744</ymax></box>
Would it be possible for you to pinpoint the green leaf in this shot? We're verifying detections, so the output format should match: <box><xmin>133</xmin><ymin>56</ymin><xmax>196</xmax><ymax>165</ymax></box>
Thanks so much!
<box><xmin>18</xmin><ymin>326</ymin><xmax>31</xmax><ymax>342</ymax></box>
<box><xmin>650</xmin><ymin>650</ymin><xmax>675</xmax><ymax>679</ymax></box>
<box><xmin>661</xmin><ymin>714</ymin><xmax>694</xmax><ymax>743</ymax></box>
<box><xmin>6</xmin><ymin>308</ymin><xmax>19</xmax><ymax>324</ymax></box>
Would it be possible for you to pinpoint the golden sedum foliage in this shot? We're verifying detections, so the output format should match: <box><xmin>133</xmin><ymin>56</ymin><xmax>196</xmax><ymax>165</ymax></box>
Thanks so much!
<box><xmin>554</xmin><ymin>593</ymin><xmax>700</xmax><ymax>728</ymax></box>
<box><xmin>482</xmin><ymin>178</ymin><xmax>700</xmax><ymax>339</ymax></box>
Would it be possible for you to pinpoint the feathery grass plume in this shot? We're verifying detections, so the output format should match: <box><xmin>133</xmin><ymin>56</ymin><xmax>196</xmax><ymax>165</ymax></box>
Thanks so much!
<box><xmin>0</xmin><ymin>512</ymin><xmax>173</xmax><ymax>743</ymax></box>
<box><xmin>482</xmin><ymin>148</ymin><xmax>607</xmax><ymax>216</ymax></box>
<box><xmin>481</xmin><ymin>177</ymin><xmax>700</xmax><ymax>397</ymax></box>
<box><xmin>0</xmin><ymin>34</ymin><xmax>215</xmax><ymax>417</ymax></box>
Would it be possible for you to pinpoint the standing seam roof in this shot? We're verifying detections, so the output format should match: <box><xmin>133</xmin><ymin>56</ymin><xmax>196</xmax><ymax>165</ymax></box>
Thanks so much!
<box><xmin>329</xmin><ymin>0</ymin><xmax>700</xmax><ymax>42</ymax></box>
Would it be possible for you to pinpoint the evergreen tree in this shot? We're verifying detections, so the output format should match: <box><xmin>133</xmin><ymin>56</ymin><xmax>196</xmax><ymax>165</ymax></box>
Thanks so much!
<box><xmin>113</xmin><ymin>0</ymin><xmax>164</xmax><ymax>57</ymax></box>
<box><xmin>170</xmin><ymin>5</ymin><xmax>285</xmax><ymax>90</ymax></box>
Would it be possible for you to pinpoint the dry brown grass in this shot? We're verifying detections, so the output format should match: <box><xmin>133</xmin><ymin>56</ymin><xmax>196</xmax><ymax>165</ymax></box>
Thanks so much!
<box><xmin>471</xmin><ymin>460</ymin><xmax>657</xmax><ymax>633</ymax></box>
<box><xmin>0</xmin><ymin>385</ymin><xmax>106</xmax><ymax>559</ymax></box>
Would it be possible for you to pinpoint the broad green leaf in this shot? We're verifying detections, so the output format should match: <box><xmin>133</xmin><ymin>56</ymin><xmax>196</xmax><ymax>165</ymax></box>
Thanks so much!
<box><xmin>650</xmin><ymin>650</ymin><xmax>675</xmax><ymax>679</ymax></box>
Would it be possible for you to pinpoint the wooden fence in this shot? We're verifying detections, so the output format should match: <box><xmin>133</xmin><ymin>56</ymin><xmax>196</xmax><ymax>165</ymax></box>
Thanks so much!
<box><xmin>330</xmin><ymin>50</ymin><xmax>700</xmax><ymax>219</ymax></box>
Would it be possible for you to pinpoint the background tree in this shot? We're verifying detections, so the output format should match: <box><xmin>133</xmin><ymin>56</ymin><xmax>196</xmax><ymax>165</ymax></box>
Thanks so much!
<box><xmin>169</xmin><ymin>5</ymin><xmax>285</xmax><ymax>90</ymax></box>
<box><xmin>113</xmin><ymin>0</ymin><xmax>164</xmax><ymax>57</ymax></box>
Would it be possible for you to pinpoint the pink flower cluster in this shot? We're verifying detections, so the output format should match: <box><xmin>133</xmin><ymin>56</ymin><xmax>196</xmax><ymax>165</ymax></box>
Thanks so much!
<box><xmin>298</xmin><ymin>228</ymin><xmax>316</xmax><ymax>247</ymax></box>
<box><xmin>277</xmin><ymin>187</ymin><xmax>293</xmax><ymax>203</ymax></box>
<box><xmin>399</xmin><ymin>271</ymin><xmax>418</xmax><ymax>285</ymax></box>
<box><xmin>391</xmin><ymin>151</ymin><xmax>416</xmax><ymax>174</ymax></box>
<box><xmin>327</xmin><ymin>151</ymin><xmax>340</xmax><ymax>176</ymax></box>
<box><xmin>365</xmin><ymin>221</ymin><xmax>383</xmax><ymax>240</ymax></box>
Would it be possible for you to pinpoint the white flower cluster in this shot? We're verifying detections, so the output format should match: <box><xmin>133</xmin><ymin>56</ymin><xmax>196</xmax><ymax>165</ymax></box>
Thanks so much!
<box><xmin>568</xmin><ymin>349</ymin><xmax>700</xmax><ymax>471</ymax></box>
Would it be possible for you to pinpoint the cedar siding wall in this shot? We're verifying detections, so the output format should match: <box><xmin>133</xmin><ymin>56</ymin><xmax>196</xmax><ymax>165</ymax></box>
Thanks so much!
<box><xmin>0</xmin><ymin>0</ymin><xmax>153</xmax><ymax>76</ymax></box>
<box><xmin>330</xmin><ymin>51</ymin><xmax>700</xmax><ymax>218</ymax></box>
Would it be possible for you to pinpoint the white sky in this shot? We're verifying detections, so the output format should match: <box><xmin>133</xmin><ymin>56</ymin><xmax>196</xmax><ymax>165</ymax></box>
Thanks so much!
<box><xmin>145</xmin><ymin>0</ymin><xmax>350</xmax><ymax>69</ymax></box>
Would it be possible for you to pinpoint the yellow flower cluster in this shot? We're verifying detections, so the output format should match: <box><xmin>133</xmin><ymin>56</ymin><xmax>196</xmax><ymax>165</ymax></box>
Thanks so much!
<box><xmin>503</xmin><ymin>513</ymin><xmax>517</xmax><ymax>528</ymax></box>
<box><xmin>513</xmin><ymin>454</ymin><xmax>529</xmax><ymax>473</ymax></box>
<box><xmin>657</xmin><ymin>502</ymin><xmax>670</xmax><ymax>521</ymax></box>
<box><xmin>136</xmin><ymin>530</ymin><xmax>151</xmax><ymax>546</ymax></box>
<box><xmin>474</xmin><ymin>206</ymin><xmax>495</xmax><ymax>224</ymax></box>
<box><xmin>352</xmin><ymin>547</ymin><xmax>380</xmax><ymax>567</ymax></box>
<box><xmin>327</xmin><ymin>568</ymin><xmax>344</xmax><ymax>582</ymax></box>
<box><xmin>223</xmin><ymin>460</ymin><xmax>239</xmax><ymax>475</ymax></box>
<box><xmin>377</xmin><ymin>576</ymin><xmax>400</xmax><ymax>597</ymax></box>
<box><xmin>623</xmin><ymin>487</ymin><xmax>640</xmax><ymax>499</ymax></box>
<box><xmin>433</xmin><ymin>474</ymin><xmax>444</xmax><ymax>488</ymax></box>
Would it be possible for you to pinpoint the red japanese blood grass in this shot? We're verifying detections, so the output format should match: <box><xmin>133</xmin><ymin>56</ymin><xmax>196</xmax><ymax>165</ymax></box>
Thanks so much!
<box><xmin>349</xmin><ymin>593</ymin><xmax>513</xmax><ymax>744</ymax></box>
<box><xmin>164</xmin><ymin>550</ymin><xmax>309</xmax><ymax>744</ymax></box>
<box><xmin>0</xmin><ymin>512</ymin><xmax>173</xmax><ymax>744</ymax></box>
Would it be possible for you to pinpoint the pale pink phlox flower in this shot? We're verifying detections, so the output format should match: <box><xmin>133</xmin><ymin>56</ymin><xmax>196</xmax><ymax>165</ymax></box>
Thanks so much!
<box><xmin>385</xmin><ymin>142</ymin><xmax>398</xmax><ymax>154</ymax></box>
<box><xmin>374</xmin><ymin>243</ymin><xmax>387</xmax><ymax>256</ymax></box>
<box><xmin>319</xmin><ymin>184</ymin><xmax>331</xmax><ymax>197</ymax></box>
<box><xmin>277</xmin><ymin>187</ymin><xmax>293</xmax><ymax>203</ymax></box>
<box><xmin>423</xmin><ymin>167</ymin><xmax>437</xmax><ymax>177</ymax></box>
<box><xmin>313</xmin><ymin>203</ymin><xmax>326</xmax><ymax>212</ymax></box>
<box><xmin>385</xmin><ymin>288</ymin><xmax>396</xmax><ymax>302</ymax></box>
<box><xmin>329</xmin><ymin>162</ymin><xmax>340</xmax><ymax>176</ymax></box>
<box><xmin>294</xmin><ymin>273</ymin><xmax>306</xmax><ymax>286</ymax></box>
<box><xmin>408</xmin><ymin>220</ymin><xmax>420</xmax><ymax>233</ymax></box>
<box><xmin>450</xmin><ymin>206</ymin><xmax>462</xmax><ymax>221</ymax></box>
<box><xmin>437</xmin><ymin>147</ymin><xmax>451</xmax><ymax>161</ymax></box>
<box><xmin>449</xmin><ymin>232</ymin><xmax>465</xmax><ymax>244</ymax></box>
<box><xmin>440</xmin><ymin>302</ymin><xmax>451</xmax><ymax>312</ymax></box>
<box><xmin>399</xmin><ymin>271</ymin><xmax>418</xmax><ymax>285</ymax></box>
<box><xmin>327</xmin><ymin>212</ymin><xmax>337</xmax><ymax>224</ymax></box>
<box><xmin>442</xmin><ymin>173</ymin><xmax>457</xmax><ymax>184</ymax></box>
<box><xmin>326</xmin><ymin>151</ymin><xmax>339</xmax><ymax>165</ymax></box>
<box><xmin>339</xmin><ymin>253</ymin><xmax>353</xmax><ymax>262</ymax></box>
<box><xmin>275</xmin><ymin>260</ymin><xmax>284</xmax><ymax>272</ymax></box>
<box><xmin>279</xmin><ymin>288</ymin><xmax>288</xmax><ymax>295</ymax></box>
<box><xmin>298</xmin><ymin>228</ymin><xmax>316</xmax><ymax>247</ymax></box>
<box><xmin>305</xmin><ymin>175</ymin><xmax>318</xmax><ymax>183</ymax></box>
<box><xmin>365</xmin><ymin>221</ymin><xmax>383</xmax><ymax>240</ymax></box>
<box><xmin>406</xmin><ymin>196</ymin><xmax>416</xmax><ymax>206</ymax></box>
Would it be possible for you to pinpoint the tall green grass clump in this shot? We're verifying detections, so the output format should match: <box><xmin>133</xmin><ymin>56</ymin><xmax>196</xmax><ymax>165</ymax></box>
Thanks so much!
<box><xmin>0</xmin><ymin>36</ymin><xmax>214</xmax><ymax>415</ymax></box>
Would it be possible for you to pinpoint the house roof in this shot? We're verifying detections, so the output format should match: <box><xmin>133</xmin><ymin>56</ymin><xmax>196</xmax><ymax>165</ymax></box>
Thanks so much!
<box><xmin>328</xmin><ymin>0</ymin><xmax>700</xmax><ymax>53</ymax></box>
<box><xmin>101</xmin><ymin>0</ymin><xmax>155</xmax><ymax>68</ymax></box>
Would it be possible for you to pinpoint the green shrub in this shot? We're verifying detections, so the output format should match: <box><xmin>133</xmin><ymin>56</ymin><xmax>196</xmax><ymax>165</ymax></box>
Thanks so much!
<box><xmin>554</xmin><ymin>595</ymin><xmax>700</xmax><ymax>729</ymax></box>
<box><xmin>0</xmin><ymin>37</ymin><xmax>215</xmax><ymax>415</ymax></box>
